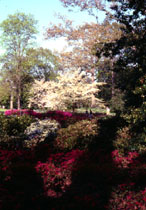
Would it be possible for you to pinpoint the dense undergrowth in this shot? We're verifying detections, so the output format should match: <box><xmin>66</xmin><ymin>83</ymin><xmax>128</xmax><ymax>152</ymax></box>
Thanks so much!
<box><xmin>0</xmin><ymin>110</ymin><xmax>146</xmax><ymax>209</ymax></box>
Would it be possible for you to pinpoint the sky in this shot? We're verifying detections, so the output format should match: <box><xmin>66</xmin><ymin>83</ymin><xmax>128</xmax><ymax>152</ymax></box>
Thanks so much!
<box><xmin>0</xmin><ymin>0</ymin><xmax>106</xmax><ymax>53</ymax></box>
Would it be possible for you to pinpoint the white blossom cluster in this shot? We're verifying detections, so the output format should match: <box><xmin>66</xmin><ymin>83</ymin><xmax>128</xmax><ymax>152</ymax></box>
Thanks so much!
<box><xmin>29</xmin><ymin>69</ymin><xmax>105</xmax><ymax>110</ymax></box>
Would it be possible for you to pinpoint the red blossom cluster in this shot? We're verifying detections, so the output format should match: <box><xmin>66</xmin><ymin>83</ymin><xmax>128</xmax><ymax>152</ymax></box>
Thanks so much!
<box><xmin>35</xmin><ymin>149</ymin><xmax>84</xmax><ymax>197</ymax></box>
<box><xmin>111</xmin><ymin>150</ymin><xmax>139</xmax><ymax>168</ymax></box>
<box><xmin>4</xmin><ymin>109</ymin><xmax>104</xmax><ymax>125</ymax></box>
<box><xmin>109</xmin><ymin>183</ymin><xmax>146</xmax><ymax>209</ymax></box>
<box><xmin>0</xmin><ymin>145</ymin><xmax>146</xmax><ymax>209</ymax></box>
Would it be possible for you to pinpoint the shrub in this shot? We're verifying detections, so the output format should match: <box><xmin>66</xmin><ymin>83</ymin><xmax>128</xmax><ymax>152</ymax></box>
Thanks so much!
<box><xmin>24</xmin><ymin>119</ymin><xmax>59</xmax><ymax>148</ymax></box>
<box><xmin>0</xmin><ymin>114</ymin><xmax>35</xmax><ymax>148</ymax></box>
<box><xmin>114</xmin><ymin>126</ymin><xmax>146</xmax><ymax>155</ymax></box>
<box><xmin>63</xmin><ymin>113</ymin><xmax>88</xmax><ymax>127</ymax></box>
<box><xmin>87</xmin><ymin>115</ymin><xmax>126</xmax><ymax>152</ymax></box>
<box><xmin>108</xmin><ymin>184</ymin><xmax>146</xmax><ymax>210</ymax></box>
<box><xmin>54</xmin><ymin>119</ymin><xmax>99</xmax><ymax>151</ymax></box>
<box><xmin>35</xmin><ymin>149</ymin><xmax>84</xmax><ymax>197</ymax></box>
<box><xmin>113</xmin><ymin>126</ymin><xmax>132</xmax><ymax>154</ymax></box>
<box><xmin>0</xmin><ymin>115</ymin><xmax>34</xmax><ymax>149</ymax></box>
<box><xmin>0</xmin><ymin>114</ymin><xmax>34</xmax><ymax>136</ymax></box>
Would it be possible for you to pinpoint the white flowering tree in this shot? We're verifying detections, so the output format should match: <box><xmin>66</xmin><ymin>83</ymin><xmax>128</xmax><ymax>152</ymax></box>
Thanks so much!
<box><xmin>29</xmin><ymin>69</ymin><xmax>105</xmax><ymax>111</ymax></box>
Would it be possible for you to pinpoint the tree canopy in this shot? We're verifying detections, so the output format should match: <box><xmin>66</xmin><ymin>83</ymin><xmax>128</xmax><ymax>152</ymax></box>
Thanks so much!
<box><xmin>97</xmin><ymin>0</ymin><xmax>146</xmax><ymax>137</ymax></box>
<box><xmin>29</xmin><ymin>69</ymin><xmax>105</xmax><ymax>111</ymax></box>
<box><xmin>0</xmin><ymin>12</ymin><xmax>38</xmax><ymax>109</ymax></box>
<box><xmin>26</xmin><ymin>47</ymin><xmax>60</xmax><ymax>81</ymax></box>
<box><xmin>57</xmin><ymin>0</ymin><xmax>146</xmax><ymax>140</ymax></box>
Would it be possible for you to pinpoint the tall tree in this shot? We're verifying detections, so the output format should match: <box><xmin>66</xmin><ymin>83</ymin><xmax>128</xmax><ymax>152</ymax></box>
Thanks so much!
<box><xmin>26</xmin><ymin>47</ymin><xmax>60</xmax><ymax>81</ymax></box>
<box><xmin>46</xmin><ymin>15</ymin><xmax>121</xmax><ymax>106</ymax></box>
<box><xmin>98</xmin><ymin>0</ymin><xmax>146</xmax><ymax>136</ymax></box>
<box><xmin>0</xmin><ymin>77</ymin><xmax>10</xmax><ymax>108</ymax></box>
<box><xmin>59</xmin><ymin>0</ymin><xmax>146</xmax><ymax>135</ymax></box>
<box><xmin>46</xmin><ymin>15</ymin><xmax>121</xmax><ymax>73</ymax></box>
<box><xmin>0</xmin><ymin>12</ymin><xmax>38</xmax><ymax>109</ymax></box>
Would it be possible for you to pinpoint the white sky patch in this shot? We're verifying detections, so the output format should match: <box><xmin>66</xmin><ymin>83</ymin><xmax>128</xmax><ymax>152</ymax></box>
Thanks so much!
<box><xmin>0</xmin><ymin>36</ymin><xmax>69</xmax><ymax>55</ymax></box>
<box><xmin>38</xmin><ymin>37</ymin><xmax>68</xmax><ymax>52</ymax></box>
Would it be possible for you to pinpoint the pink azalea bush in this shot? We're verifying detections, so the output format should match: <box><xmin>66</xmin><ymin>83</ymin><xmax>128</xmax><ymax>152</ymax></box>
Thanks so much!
<box><xmin>35</xmin><ymin>149</ymin><xmax>84</xmax><ymax>197</ymax></box>
<box><xmin>1</xmin><ymin>145</ymin><xmax>146</xmax><ymax>209</ymax></box>
<box><xmin>111</xmin><ymin>149</ymin><xmax>139</xmax><ymax>168</ymax></box>
<box><xmin>108</xmin><ymin>183</ymin><xmax>146</xmax><ymax>209</ymax></box>
<box><xmin>4</xmin><ymin>109</ymin><xmax>104</xmax><ymax>127</ymax></box>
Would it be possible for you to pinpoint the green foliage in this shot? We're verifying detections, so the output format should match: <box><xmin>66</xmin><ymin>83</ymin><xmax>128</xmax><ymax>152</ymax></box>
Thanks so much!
<box><xmin>99</xmin><ymin>85</ymin><xmax>125</xmax><ymax>114</ymax></box>
<box><xmin>109</xmin><ymin>89</ymin><xmax>125</xmax><ymax>114</ymax></box>
<box><xmin>0</xmin><ymin>12</ymin><xmax>38</xmax><ymax>109</ymax></box>
<box><xmin>0</xmin><ymin>12</ymin><xmax>38</xmax><ymax>50</ymax></box>
<box><xmin>26</xmin><ymin>47</ymin><xmax>59</xmax><ymax>81</ymax></box>
<box><xmin>113</xmin><ymin>125</ymin><xmax>146</xmax><ymax>155</ymax></box>
<box><xmin>54</xmin><ymin>119</ymin><xmax>99</xmax><ymax>151</ymax></box>
<box><xmin>98</xmin><ymin>0</ymin><xmax>146</xmax><ymax>142</ymax></box>
<box><xmin>113</xmin><ymin>126</ymin><xmax>132</xmax><ymax>154</ymax></box>
<box><xmin>0</xmin><ymin>82</ymin><xmax>10</xmax><ymax>108</ymax></box>
<box><xmin>89</xmin><ymin>116</ymin><xmax>125</xmax><ymax>152</ymax></box>
<box><xmin>0</xmin><ymin>114</ymin><xmax>34</xmax><ymax>141</ymax></box>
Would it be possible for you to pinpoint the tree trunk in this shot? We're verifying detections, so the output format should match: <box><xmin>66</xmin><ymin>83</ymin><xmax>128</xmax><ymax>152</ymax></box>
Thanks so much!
<box><xmin>17</xmin><ymin>93</ymin><xmax>21</xmax><ymax>110</ymax></box>
<box><xmin>91</xmin><ymin>68</ymin><xmax>96</xmax><ymax>107</ymax></box>
<box><xmin>17</xmin><ymin>81</ymin><xmax>21</xmax><ymax>110</ymax></box>
<box><xmin>10</xmin><ymin>91</ymin><xmax>14</xmax><ymax>109</ymax></box>
<box><xmin>91</xmin><ymin>94</ymin><xmax>96</xmax><ymax>107</ymax></box>
<box><xmin>111</xmin><ymin>71</ymin><xmax>115</xmax><ymax>97</ymax></box>
<box><xmin>16</xmin><ymin>55</ymin><xmax>22</xmax><ymax>110</ymax></box>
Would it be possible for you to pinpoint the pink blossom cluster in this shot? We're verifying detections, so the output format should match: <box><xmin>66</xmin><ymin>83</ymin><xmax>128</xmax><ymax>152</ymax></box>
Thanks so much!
<box><xmin>109</xmin><ymin>183</ymin><xmax>146</xmax><ymax>209</ymax></box>
<box><xmin>4</xmin><ymin>109</ymin><xmax>94</xmax><ymax>125</ymax></box>
<box><xmin>111</xmin><ymin>149</ymin><xmax>139</xmax><ymax>168</ymax></box>
<box><xmin>4</xmin><ymin>109</ymin><xmax>73</xmax><ymax>118</ymax></box>
<box><xmin>0</xmin><ymin>145</ymin><xmax>146</xmax><ymax>209</ymax></box>
<box><xmin>35</xmin><ymin>149</ymin><xmax>84</xmax><ymax>197</ymax></box>
<box><xmin>5</xmin><ymin>109</ymin><xmax>33</xmax><ymax>116</ymax></box>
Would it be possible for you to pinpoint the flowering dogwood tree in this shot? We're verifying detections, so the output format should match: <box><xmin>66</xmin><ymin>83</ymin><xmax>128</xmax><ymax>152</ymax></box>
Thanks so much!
<box><xmin>29</xmin><ymin>69</ymin><xmax>105</xmax><ymax>110</ymax></box>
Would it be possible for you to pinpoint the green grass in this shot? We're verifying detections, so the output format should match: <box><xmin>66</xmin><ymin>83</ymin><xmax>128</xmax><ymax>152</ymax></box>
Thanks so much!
<box><xmin>0</xmin><ymin>108</ymin><xmax>7</xmax><ymax>112</ymax></box>
<box><xmin>75</xmin><ymin>107</ymin><xmax>106</xmax><ymax>113</ymax></box>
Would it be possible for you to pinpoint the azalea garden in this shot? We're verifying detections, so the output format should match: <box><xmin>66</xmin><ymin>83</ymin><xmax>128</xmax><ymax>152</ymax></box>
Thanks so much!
<box><xmin>0</xmin><ymin>0</ymin><xmax>146</xmax><ymax>209</ymax></box>
<box><xmin>0</xmin><ymin>107</ymin><xmax>146</xmax><ymax>210</ymax></box>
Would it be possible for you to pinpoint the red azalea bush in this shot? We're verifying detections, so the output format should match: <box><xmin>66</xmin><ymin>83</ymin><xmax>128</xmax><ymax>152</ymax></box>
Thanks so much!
<box><xmin>107</xmin><ymin>150</ymin><xmax>146</xmax><ymax>209</ymax></box>
<box><xmin>1</xmin><ymin>145</ymin><xmax>146</xmax><ymax>209</ymax></box>
<box><xmin>4</xmin><ymin>109</ymin><xmax>73</xmax><ymax>119</ymax></box>
<box><xmin>4</xmin><ymin>109</ymin><xmax>100</xmax><ymax>127</ymax></box>
<box><xmin>35</xmin><ymin>149</ymin><xmax>84</xmax><ymax>197</ymax></box>
<box><xmin>108</xmin><ymin>184</ymin><xmax>146</xmax><ymax>210</ymax></box>
<box><xmin>111</xmin><ymin>149</ymin><xmax>139</xmax><ymax>168</ymax></box>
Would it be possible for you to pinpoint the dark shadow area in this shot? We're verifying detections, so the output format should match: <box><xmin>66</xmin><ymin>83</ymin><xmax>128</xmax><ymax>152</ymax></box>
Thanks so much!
<box><xmin>48</xmin><ymin>116</ymin><xmax>126</xmax><ymax>210</ymax></box>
